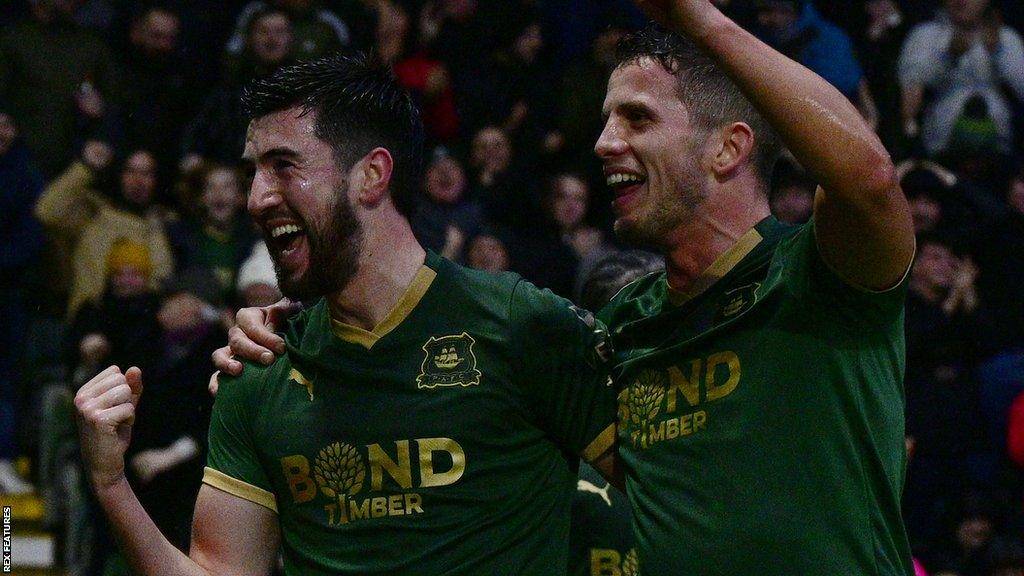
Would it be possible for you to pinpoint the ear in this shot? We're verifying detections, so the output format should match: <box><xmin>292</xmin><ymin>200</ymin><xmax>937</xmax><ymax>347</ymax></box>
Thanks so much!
<box><xmin>711</xmin><ymin>122</ymin><xmax>755</xmax><ymax>180</ymax></box>
<box><xmin>355</xmin><ymin>147</ymin><xmax>395</xmax><ymax>208</ymax></box>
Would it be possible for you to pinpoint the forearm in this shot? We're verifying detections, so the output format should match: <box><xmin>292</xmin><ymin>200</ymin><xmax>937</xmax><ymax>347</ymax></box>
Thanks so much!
<box><xmin>670</xmin><ymin>7</ymin><xmax>894</xmax><ymax>193</ymax></box>
<box><xmin>94</xmin><ymin>476</ymin><xmax>211</xmax><ymax>576</ymax></box>
<box><xmin>34</xmin><ymin>162</ymin><xmax>94</xmax><ymax>231</ymax></box>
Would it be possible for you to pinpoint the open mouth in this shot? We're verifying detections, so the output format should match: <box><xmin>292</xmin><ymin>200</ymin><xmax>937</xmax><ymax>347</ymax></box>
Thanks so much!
<box><xmin>606</xmin><ymin>172</ymin><xmax>646</xmax><ymax>211</ymax></box>
<box><xmin>269</xmin><ymin>223</ymin><xmax>307</xmax><ymax>257</ymax></box>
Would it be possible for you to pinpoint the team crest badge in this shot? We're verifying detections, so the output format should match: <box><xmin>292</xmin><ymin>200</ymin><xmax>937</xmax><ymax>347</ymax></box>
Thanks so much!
<box><xmin>417</xmin><ymin>332</ymin><xmax>482</xmax><ymax>389</ymax></box>
<box><xmin>716</xmin><ymin>282</ymin><xmax>760</xmax><ymax>321</ymax></box>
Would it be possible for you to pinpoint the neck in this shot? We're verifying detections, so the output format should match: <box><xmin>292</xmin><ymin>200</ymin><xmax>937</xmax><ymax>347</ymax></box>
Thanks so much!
<box><xmin>327</xmin><ymin>218</ymin><xmax>426</xmax><ymax>331</ymax></box>
<box><xmin>662</xmin><ymin>190</ymin><xmax>769</xmax><ymax>293</ymax></box>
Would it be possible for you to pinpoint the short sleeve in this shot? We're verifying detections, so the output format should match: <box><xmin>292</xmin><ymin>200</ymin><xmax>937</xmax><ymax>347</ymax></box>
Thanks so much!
<box><xmin>203</xmin><ymin>366</ymin><xmax>278</xmax><ymax>513</ymax></box>
<box><xmin>779</xmin><ymin>219</ymin><xmax>908</xmax><ymax>328</ymax></box>
<box><xmin>509</xmin><ymin>280</ymin><xmax>618</xmax><ymax>462</ymax></box>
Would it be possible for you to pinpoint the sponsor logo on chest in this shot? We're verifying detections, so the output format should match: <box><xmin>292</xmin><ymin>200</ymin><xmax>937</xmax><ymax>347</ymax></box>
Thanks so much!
<box><xmin>619</xmin><ymin>351</ymin><xmax>742</xmax><ymax>450</ymax></box>
<box><xmin>280</xmin><ymin>437</ymin><xmax>465</xmax><ymax>525</ymax></box>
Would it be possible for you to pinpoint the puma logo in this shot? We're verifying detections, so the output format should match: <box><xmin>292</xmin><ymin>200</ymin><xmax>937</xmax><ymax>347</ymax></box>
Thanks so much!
<box><xmin>577</xmin><ymin>479</ymin><xmax>613</xmax><ymax>507</ymax></box>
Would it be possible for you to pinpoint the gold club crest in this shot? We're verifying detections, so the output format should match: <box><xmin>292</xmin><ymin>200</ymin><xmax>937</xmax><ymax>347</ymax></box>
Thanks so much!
<box><xmin>417</xmin><ymin>332</ymin><xmax>482</xmax><ymax>389</ymax></box>
<box><xmin>717</xmin><ymin>282</ymin><xmax>761</xmax><ymax>321</ymax></box>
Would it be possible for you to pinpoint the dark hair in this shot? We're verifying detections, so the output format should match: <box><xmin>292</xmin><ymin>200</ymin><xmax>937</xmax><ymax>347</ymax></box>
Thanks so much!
<box><xmin>240</xmin><ymin>52</ymin><xmax>425</xmax><ymax>218</ymax></box>
<box><xmin>615</xmin><ymin>24</ymin><xmax>781</xmax><ymax>187</ymax></box>
<box><xmin>245</xmin><ymin>5</ymin><xmax>290</xmax><ymax>37</ymax></box>
<box><xmin>580</xmin><ymin>250</ymin><xmax>664</xmax><ymax>311</ymax></box>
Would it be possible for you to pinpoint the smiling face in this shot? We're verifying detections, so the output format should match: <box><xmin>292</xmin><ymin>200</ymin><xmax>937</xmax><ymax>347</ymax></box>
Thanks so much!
<box><xmin>120</xmin><ymin>151</ymin><xmax>157</xmax><ymax>208</ymax></box>
<box><xmin>202</xmin><ymin>167</ymin><xmax>243</xmax><ymax>227</ymax></box>
<box><xmin>596</xmin><ymin>60</ymin><xmax>708</xmax><ymax>248</ymax></box>
<box><xmin>244</xmin><ymin>107</ymin><xmax>363</xmax><ymax>301</ymax></box>
<box><xmin>550</xmin><ymin>175</ymin><xmax>589</xmax><ymax>231</ymax></box>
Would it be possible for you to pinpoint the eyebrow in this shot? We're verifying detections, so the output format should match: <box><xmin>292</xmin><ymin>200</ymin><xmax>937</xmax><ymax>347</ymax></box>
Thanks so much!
<box><xmin>602</xmin><ymin>100</ymin><xmax>656</xmax><ymax>122</ymax></box>
<box><xmin>242</xmin><ymin>146</ymin><xmax>302</xmax><ymax>163</ymax></box>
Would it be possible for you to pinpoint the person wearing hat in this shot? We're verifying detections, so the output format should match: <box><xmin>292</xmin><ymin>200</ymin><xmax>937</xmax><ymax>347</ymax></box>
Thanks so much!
<box><xmin>35</xmin><ymin>143</ymin><xmax>176</xmax><ymax>318</ymax></box>
<box><xmin>67</xmin><ymin>238</ymin><xmax>163</xmax><ymax>385</ymax></box>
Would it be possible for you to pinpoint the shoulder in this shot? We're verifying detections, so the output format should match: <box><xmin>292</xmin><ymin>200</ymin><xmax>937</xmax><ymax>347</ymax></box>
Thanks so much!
<box><xmin>215</xmin><ymin>356</ymin><xmax>291</xmax><ymax>409</ymax></box>
<box><xmin>432</xmin><ymin>254</ymin><xmax>524</xmax><ymax>312</ymax></box>
<box><xmin>281</xmin><ymin>299</ymin><xmax>330</xmax><ymax>353</ymax></box>
<box><xmin>596</xmin><ymin>271</ymin><xmax>663</xmax><ymax>326</ymax></box>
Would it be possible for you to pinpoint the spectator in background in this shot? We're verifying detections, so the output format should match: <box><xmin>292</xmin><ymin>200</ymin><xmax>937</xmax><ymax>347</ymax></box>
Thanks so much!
<box><xmin>378</xmin><ymin>1</ymin><xmax>460</xmax><ymax>145</ymax></box>
<box><xmin>856</xmin><ymin>0</ymin><xmax>911</xmax><ymax>151</ymax></box>
<box><xmin>35</xmin><ymin>143</ymin><xmax>175</xmax><ymax>318</ymax></box>
<box><xmin>488</xmin><ymin>14</ymin><xmax>560</xmax><ymax>164</ymax></box>
<box><xmin>0</xmin><ymin>108</ymin><xmax>44</xmax><ymax>495</ymax></box>
<box><xmin>421</xmin><ymin>0</ymin><xmax>499</xmax><ymax>138</ymax></box>
<box><xmin>0</xmin><ymin>0</ymin><xmax>118</xmax><ymax>177</ymax></box>
<box><xmin>973</xmin><ymin>165</ymin><xmax>1024</xmax><ymax>351</ymax></box>
<box><xmin>169</xmin><ymin>163</ymin><xmax>256</xmax><ymax>303</ymax></box>
<box><xmin>972</xmin><ymin>166</ymin><xmax>1024</xmax><ymax>484</ymax></box>
<box><xmin>181</xmin><ymin>6</ymin><xmax>293</xmax><ymax>169</ymax></box>
<box><xmin>769</xmin><ymin>159</ymin><xmax>816</xmax><ymax>224</ymax></box>
<box><xmin>66</xmin><ymin>238</ymin><xmax>163</xmax><ymax>386</ymax></box>
<box><xmin>226</xmin><ymin>0</ymin><xmax>348</xmax><ymax>62</ymax></box>
<box><xmin>511</xmin><ymin>175</ymin><xmax>587</xmax><ymax>298</ymax></box>
<box><xmin>924</xmin><ymin>490</ymin><xmax>1005</xmax><ymax>575</ymax></box>
<box><xmin>116</xmin><ymin>6</ymin><xmax>196</xmax><ymax>178</ymax></box>
<box><xmin>464</xmin><ymin>227</ymin><xmax>512</xmax><ymax>273</ymax></box>
<box><xmin>468</xmin><ymin>125</ymin><xmax>535</xmax><ymax>231</ymax></box>
<box><xmin>756</xmin><ymin>0</ymin><xmax>878</xmax><ymax>129</ymax></box>
<box><xmin>555</xmin><ymin>20</ymin><xmax>628</xmax><ymax>174</ymax></box>
<box><xmin>898</xmin><ymin>0</ymin><xmax>1024</xmax><ymax>157</ymax></box>
<box><xmin>903</xmin><ymin>234</ymin><xmax>998</xmax><ymax>555</ymax></box>
<box><xmin>898</xmin><ymin>158</ymin><xmax>1004</xmax><ymax>241</ymax></box>
<box><xmin>411</xmin><ymin>150</ymin><xmax>482</xmax><ymax>260</ymax></box>
<box><xmin>235</xmin><ymin>241</ymin><xmax>280</xmax><ymax>307</ymax></box>
<box><xmin>126</xmin><ymin>267</ymin><xmax>226</xmax><ymax>551</ymax></box>
<box><xmin>548</xmin><ymin>174</ymin><xmax>614</xmax><ymax>299</ymax></box>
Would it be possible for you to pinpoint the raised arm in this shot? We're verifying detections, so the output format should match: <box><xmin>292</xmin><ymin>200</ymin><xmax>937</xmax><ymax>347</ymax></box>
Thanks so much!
<box><xmin>637</xmin><ymin>0</ymin><xmax>915</xmax><ymax>290</ymax></box>
<box><xmin>76</xmin><ymin>366</ymin><xmax>280</xmax><ymax>575</ymax></box>
<box><xmin>34</xmin><ymin>142</ymin><xmax>113</xmax><ymax>234</ymax></box>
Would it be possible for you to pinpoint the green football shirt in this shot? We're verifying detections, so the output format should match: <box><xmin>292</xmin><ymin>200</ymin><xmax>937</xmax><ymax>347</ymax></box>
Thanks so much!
<box><xmin>569</xmin><ymin>463</ymin><xmax>636</xmax><ymax>576</ymax></box>
<box><xmin>599</xmin><ymin>217</ymin><xmax>913</xmax><ymax>575</ymax></box>
<box><xmin>205</xmin><ymin>251</ymin><xmax>617</xmax><ymax>575</ymax></box>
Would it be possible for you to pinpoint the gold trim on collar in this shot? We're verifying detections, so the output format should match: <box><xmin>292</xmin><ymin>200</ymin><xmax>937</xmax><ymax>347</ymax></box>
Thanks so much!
<box><xmin>331</xmin><ymin>266</ymin><xmax>437</xmax><ymax>349</ymax></box>
<box><xmin>667</xmin><ymin>228</ymin><xmax>764</xmax><ymax>306</ymax></box>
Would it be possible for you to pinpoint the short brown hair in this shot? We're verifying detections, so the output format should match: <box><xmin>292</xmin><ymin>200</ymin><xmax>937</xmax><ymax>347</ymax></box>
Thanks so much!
<box><xmin>615</xmin><ymin>24</ymin><xmax>781</xmax><ymax>187</ymax></box>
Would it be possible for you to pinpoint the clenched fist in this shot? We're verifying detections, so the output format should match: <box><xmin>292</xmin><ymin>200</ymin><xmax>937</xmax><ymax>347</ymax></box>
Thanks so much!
<box><xmin>75</xmin><ymin>366</ymin><xmax>144</xmax><ymax>489</ymax></box>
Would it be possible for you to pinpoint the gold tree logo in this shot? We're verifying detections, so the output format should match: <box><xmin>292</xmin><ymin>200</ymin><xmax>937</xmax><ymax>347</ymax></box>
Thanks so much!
<box><xmin>314</xmin><ymin>442</ymin><xmax>365</xmax><ymax>500</ymax></box>
<box><xmin>622</xmin><ymin>548</ymin><xmax>640</xmax><ymax>576</ymax></box>
<box><xmin>627</xmin><ymin>370</ymin><xmax>666</xmax><ymax>449</ymax></box>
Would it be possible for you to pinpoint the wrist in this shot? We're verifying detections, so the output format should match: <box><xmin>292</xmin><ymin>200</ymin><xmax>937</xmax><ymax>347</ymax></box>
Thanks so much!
<box><xmin>92</xmin><ymin>471</ymin><xmax>131</xmax><ymax>503</ymax></box>
<box><xmin>670</xmin><ymin>2</ymin><xmax>730</xmax><ymax>45</ymax></box>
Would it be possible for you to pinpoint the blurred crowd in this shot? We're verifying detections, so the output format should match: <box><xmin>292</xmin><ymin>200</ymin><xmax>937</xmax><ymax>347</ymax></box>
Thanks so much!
<box><xmin>1</xmin><ymin>0</ymin><xmax>1023</xmax><ymax>575</ymax></box>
